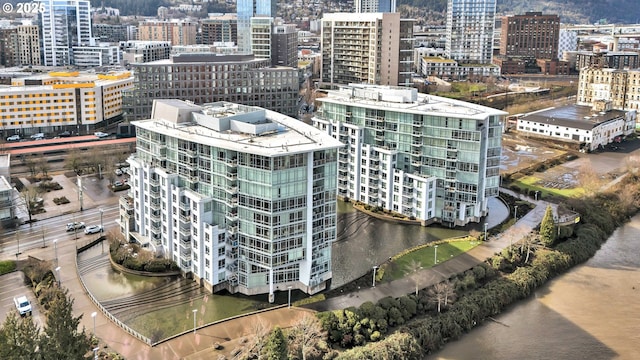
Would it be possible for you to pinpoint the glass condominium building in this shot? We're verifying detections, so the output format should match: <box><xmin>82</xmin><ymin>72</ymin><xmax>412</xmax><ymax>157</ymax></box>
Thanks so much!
<box><xmin>445</xmin><ymin>0</ymin><xmax>496</xmax><ymax>64</ymax></box>
<box><xmin>120</xmin><ymin>100</ymin><xmax>343</xmax><ymax>299</ymax></box>
<box><xmin>313</xmin><ymin>85</ymin><xmax>506</xmax><ymax>227</ymax></box>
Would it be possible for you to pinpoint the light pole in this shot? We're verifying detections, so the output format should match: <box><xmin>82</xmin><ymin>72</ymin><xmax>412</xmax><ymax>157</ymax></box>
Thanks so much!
<box><xmin>514</xmin><ymin>205</ymin><xmax>518</xmax><ymax>220</ymax></box>
<box><xmin>99</xmin><ymin>208</ymin><xmax>104</xmax><ymax>233</ymax></box>
<box><xmin>91</xmin><ymin>312</ymin><xmax>97</xmax><ymax>335</ymax></box>
<box><xmin>93</xmin><ymin>347</ymin><xmax>99</xmax><ymax>360</ymax></box>
<box><xmin>484</xmin><ymin>222</ymin><xmax>488</xmax><ymax>241</ymax></box>
<box><xmin>192</xmin><ymin>309</ymin><xmax>197</xmax><ymax>335</ymax></box>
<box><xmin>53</xmin><ymin>239</ymin><xmax>58</xmax><ymax>265</ymax></box>
<box><xmin>55</xmin><ymin>266</ymin><xmax>61</xmax><ymax>287</ymax></box>
<box><xmin>534</xmin><ymin>191</ymin><xmax>539</xmax><ymax>201</ymax></box>
<box><xmin>287</xmin><ymin>286</ymin><xmax>292</xmax><ymax>308</ymax></box>
<box><xmin>15</xmin><ymin>230</ymin><xmax>21</xmax><ymax>258</ymax></box>
<box><xmin>41</xmin><ymin>225</ymin><xmax>46</xmax><ymax>248</ymax></box>
<box><xmin>434</xmin><ymin>245</ymin><xmax>438</xmax><ymax>264</ymax></box>
<box><xmin>372</xmin><ymin>266</ymin><xmax>378</xmax><ymax>287</ymax></box>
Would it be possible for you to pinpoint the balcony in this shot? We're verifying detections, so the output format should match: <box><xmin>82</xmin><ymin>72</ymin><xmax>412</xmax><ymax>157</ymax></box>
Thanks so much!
<box><xmin>225</xmin><ymin>186</ymin><xmax>238</xmax><ymax>194</ymax></box>
<box><xmin>225</xmin><ymin>212</ymin><xmax>238</xmax><ymax>222</ymax></box>
<box><xmin>224</xmin><ymin>158</ymin><xmax>238</xmax><ymax>167</ymax></box>
<box><xmin>149</xmin><ymin>177</ymin><xmax>159</xmax><ymax>186</ymax></box>
<box><xmin>149</xmin><ymin>200</ymin><xmax>161</xmax><ymax>211</ymax></box>
<box><xmin>227</xmin><ymin>226</ymin><xmax>238</xmax><ymax>235</ymax></box>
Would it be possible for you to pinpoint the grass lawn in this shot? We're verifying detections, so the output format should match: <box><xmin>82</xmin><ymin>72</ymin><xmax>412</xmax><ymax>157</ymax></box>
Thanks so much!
<box><xmin>382</xmin><ymin>240</ymin><xmax>480</xmax><ymax>282</ymax></box>
<box><xmin>512</xmin><ymin>175</ymin><xmax>585</xmax><ymax>198</ymax></box>
<box><xmin>0</xmin><ymin>260</ymin><xmax>16</xmax><ymax>275</ymax></box>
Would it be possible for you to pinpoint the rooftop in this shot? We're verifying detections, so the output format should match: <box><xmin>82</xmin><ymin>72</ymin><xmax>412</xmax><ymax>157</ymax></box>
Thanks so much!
<box><xmin>135</xmin><ymin>100</ymin><xmax>344</xmax><ymax>157</ymax></box>
<box><xmin>318</xmin><ymin>84</ymin><xmax>507</xmax><ymax>120</ymax></box>
<box><xmin>521</xmin><ymin>104</ymin><xmax>627</xmax><ymax>130</ymax></box>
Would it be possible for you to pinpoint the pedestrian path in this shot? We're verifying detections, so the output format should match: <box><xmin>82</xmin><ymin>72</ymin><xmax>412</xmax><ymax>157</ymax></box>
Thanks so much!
<box><xmin>305</xmin><ymin>191</ymin><xmax>552</xmax><ymax>312</ymax></box>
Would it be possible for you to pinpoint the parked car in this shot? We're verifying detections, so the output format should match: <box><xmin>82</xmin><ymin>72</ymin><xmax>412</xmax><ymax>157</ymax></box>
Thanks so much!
<box><xmin>113</xmin><ymin>180</ymin><xmax>124</xmax><ymax>187</ymax></box>
<box><xmin>30</xmin><ymin>133</ymin><xmax>45</xmax><ymax>140</ymax></box>
<box><xmin>58</xmin><ymin>131</ymin><xmax>71</xmax><ymax>137</ymax></box>
<box><xmin>94</xmin><ymin>132</ymin><xmax>109</xmax><ymax>138</ymax></box>
<box><xmin>84</xmin><ymin>225</ymin><xmax>103</xmax><ymax>235</ymax></box>
<box><xmin>13</xmin><ymin>296</ymin><xmax>32</xmax><ymax>316</ymax></box>
<box><xmin>66</xmin><ymin>222</ymin><xmax>85</xmax><ymax>231</ymax></box>
<box><xmin>6</xmin><ymin>134</ymin><xmax>20</xmax><ymax>141</ymax></box>
<box><xmin>115</xmin><ymin>168</ymin><xmax>123</xmax><ymax>176</ymax></box>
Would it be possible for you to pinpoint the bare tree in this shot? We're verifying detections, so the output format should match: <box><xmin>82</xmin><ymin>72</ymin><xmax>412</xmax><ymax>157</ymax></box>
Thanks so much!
<box><xmin>427</xmin><ymin>281</ymin><xmax>456</xmax><ymax>313</ymax></box>
<box><xmin>405</xmin><ymin>259</ymin><xmax>423</xmax><ymax>296</ymax></box>
<box><xmin>18</xmin><ymin>186</ymin><xmax>42</xmax><ymax>223</ymax></box>
<box><xmin>37</xmin><ymin>158</ymin><xmax>50</xmax><ymax>179</ymax></box>
<box><xmin>287</xmin><ymin>313</ymin><xmax>327</xmax><ymax>360</ymax></box>
<box><xmin>65</xmin><ymin>148</ymin><xmax>83</xmax><ymax>175</ymax></box>
<box><xmin>576</xmin><ymin>162</ymin><xmax>602</xmax><ymax>195</ymax></box>
<box><xmin>238</xmin><ymin>317</ymin><xmax>270</xmax><ymax>359</ymax></box>
<box><xmin>24</xmin><ymin>157</ymin><xmax>38</xmax><ymax>178</ymax></box>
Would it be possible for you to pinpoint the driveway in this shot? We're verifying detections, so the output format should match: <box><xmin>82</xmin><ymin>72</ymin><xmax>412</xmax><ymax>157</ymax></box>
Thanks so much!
<box><xmin>0</xmin><ymin>271</ymin><xmax>44</xmax><ymax>328</ymax></box>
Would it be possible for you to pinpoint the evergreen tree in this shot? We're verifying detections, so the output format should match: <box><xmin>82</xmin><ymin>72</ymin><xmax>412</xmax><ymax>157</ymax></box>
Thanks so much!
<box><xmin>264</xmin><ymin>326</ymin><xmax>288</xmax><ymax>360</ymax></box>
<box><xmin>0</xmin><ymin>311</ymin><xmax>40</xmax><ymax>359</ymax></box>
<box><xmin>540</xmin><ymin>205</ymin><xmax>556</xmax><ymax>247</ymax></box>
<box><xmin>39</xmin><ymin>288</ymin><xmax>91</xmax><ymax>360</ymax></box>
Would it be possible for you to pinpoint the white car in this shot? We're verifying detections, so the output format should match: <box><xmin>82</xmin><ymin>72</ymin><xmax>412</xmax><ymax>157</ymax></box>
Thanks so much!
<box><xmin>30</xmin><ymin>133</ymin><xmax>45</xmax><ymax>140</ymax></box>
<box><xmin>94</xmin><ymin>132</ymin><xmax>109</xmax><ymax>138</ymax></box>
<box><xmin>13</xmin><ymin>296</ymin><xmax>32</xmax><ymax>316</ymax></box>
<box><xmin>84</xmin><ymin>225</ymin><xmax>103</xmax><ymax>234</ymax></box>
<box><xmin>115</xmin><ymin>168</ymin><xmax>123</xmax><ymax>176</ymax></box>
<box><xmin>6</xmin><ymin>134</ymin><xmax>20</xmax><ymax>141</ymax></box>
<box><xmin>66</xmin><ymin>222</ymin><xmax>85</xmax><ymax>231</ymax></box>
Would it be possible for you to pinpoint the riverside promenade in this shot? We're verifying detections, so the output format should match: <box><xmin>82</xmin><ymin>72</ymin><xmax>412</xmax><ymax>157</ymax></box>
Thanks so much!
<box><xmin>5</xmin><ymin>176</ymin><xmax>550</xmax><ymax>359</ymax></box>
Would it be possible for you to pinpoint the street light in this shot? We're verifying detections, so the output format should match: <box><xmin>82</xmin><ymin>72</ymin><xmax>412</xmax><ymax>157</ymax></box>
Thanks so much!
<box><xmin>41</xmin><ymin>225</ymin><xmax>46</xmax><ymax>248</ymax></box>
<box><xmin>55</xmin><ymin>266</ymin><xmax>61</xmax><ymax>287</ymax></box>
<box><xmin>192</xmin><ymin>309</ymin><xmax>197</xmax><ymax>335</ymax></box>
<box><xmin>484</xmin><ymin>222</ymin><xmax>488</xmax><ymax>241</ymax></box>
<box><xmin>372</xmin><ymin>266</ymin><xmax>378</xmax><ymax>287</ymax></box>
<box><xmin>99</xmin><ymin>208</ymin><xmax>104</xmax><ymax>233</ymax></box>
<box><xmin>514</xmin><ymin>205</ymin><xmax>518</xmax><ymax>220</ymax></box>
<box><xmin>53</xmin><ymin>239</ymin><xmax>58</xmax><ymax>265</ymax></box>
<box><xmin>15</xmin><ymin>230</ymin><xmax>21</xmax><ymax>257</ymax></box>
<box><xmin>91</xmin><ymin>312</ymin><xmax>97</xmax><ymax>335</ymax></box>
<box><xmin>434</xmin><ymin>245</ymin><xmax>438</xmax><ymax>264</ymax></box>
<box><xmin>287</xmin><ymin>286</ymin><xmax>292</xmax><ymax>308</ymax></box>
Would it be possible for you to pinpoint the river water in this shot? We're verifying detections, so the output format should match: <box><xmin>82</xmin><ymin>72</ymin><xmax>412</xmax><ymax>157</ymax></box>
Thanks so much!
<box><xmin>431</xmin><ymin>214</ymin><xmax>640</xmax><ymax>360</ymax></box>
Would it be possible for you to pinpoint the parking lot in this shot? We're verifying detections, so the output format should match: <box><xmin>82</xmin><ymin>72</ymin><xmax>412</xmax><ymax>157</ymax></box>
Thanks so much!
<box><xmin>0</xmin><ymin>271</ymin><xmax>44</xmax><ymax>328</ymax></box>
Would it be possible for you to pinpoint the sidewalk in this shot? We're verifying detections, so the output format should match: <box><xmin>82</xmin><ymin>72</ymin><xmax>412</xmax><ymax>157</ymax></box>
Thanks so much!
<box><xmin>305</xmin><ymin>191</ymin><xmax>552</xmax><ymax>312</ymax></box>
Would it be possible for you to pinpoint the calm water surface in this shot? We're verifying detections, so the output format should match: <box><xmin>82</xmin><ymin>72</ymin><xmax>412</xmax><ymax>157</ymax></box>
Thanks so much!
<box><xmin>432</xmin><ymin>214</ymin><xmax>640</xmax><ymax>360</ymax></box>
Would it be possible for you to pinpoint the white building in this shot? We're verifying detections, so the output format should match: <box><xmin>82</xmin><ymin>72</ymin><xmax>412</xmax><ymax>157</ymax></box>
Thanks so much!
<box><xmin>313</xmin><ymin>84</ymin><xmax>506</xmax><ymax>227</ymax></box>
<box><xmin>515</xmin><ymin>103</ymin><xmax>635</xmax><ymax>152</ymax></box>
<box><xmin>445</xmin><ymin>0</ymin><xmax>496</xmax><ymax>65</ymax></box>
<box><xmin>120</xmin><ymin>99</ymin><xmax>343</xmax><ymax>299</ymax></box>
<box><xmin>40</xmin><ymin>0</ymin><xmax>93</xmax><ymax>66</ymax></box>
<box><xmin>72</xmin><ymin>44</ymin><xmax>121</xmax><ymax>67</ymax></box>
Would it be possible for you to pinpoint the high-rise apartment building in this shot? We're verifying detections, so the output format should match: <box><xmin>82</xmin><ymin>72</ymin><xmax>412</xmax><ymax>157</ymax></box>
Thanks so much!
<box><xmin>321</xmin><ymin>12</ymin><xmax>414</xmax><ymax>88</ymax></box>
<box><xmin>313</xmin><ymin>85</ymin><xmax>506</xmax><ymax>227</ymax></box>
<box><xmin>0</xmin><ymin>28</ymin><xmax>18</xmax><ymax>67</ymax></box>
<box><xmin>200</xmin><ymin>14</ymin><xmax>238</xmax><ymax>45</ymax></box>
<box><xmin>445</xmin><ymin>0</ymin><xmax>496</xmax><ymax>64</ymax></box>
<box><xmin>138</xmin><ymin>20</ymin><xmax>198</xmax><ymax>46</ymax></box>
<box><xmin>123</xmin><ymin>53</ymin><xmax>299</xmax><ymax>121</ymax></box>
<box><xmin>40</xmin><ymin>0</ymin><xmax>92</xmax><ymax>66</ymax></box>
<box><xmin>272</xmin><ymin>23</ymin><xmax>298</xmax><ymax>68</ymax></box>
<box><xmin>355</xmin><ymin>0</ymin><xmax>396</xmax><ymax>13</ymax></box>
<box><xmin>0</xmin><ymin>24</ymin><xmax>41</xmax><ymax>67</ymax></box>
<box><xmin>120</xmin><ymin>99</ymin><xmax>342</xmax><ymax>298</ymax></box>
<box><xmin>237</xmin><ymin>0</ymin><xmax>277</xmax><ymax>53</ymax></box>
<box><xmin>250</xmin><ymin>17</ymin><xmax>273</xmax><ymax>61</ymax></box>
<box><xmin>500</xmin><ymin>12</ymin><xmax>560</xmax><ymax>59</ymax></box>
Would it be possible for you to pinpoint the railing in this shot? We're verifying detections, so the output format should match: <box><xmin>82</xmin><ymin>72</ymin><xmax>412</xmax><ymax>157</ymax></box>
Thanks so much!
<box><xmin>75</xmin><ymin>241</ymin><xmax>153</xmax><ymax>346</ymax></box>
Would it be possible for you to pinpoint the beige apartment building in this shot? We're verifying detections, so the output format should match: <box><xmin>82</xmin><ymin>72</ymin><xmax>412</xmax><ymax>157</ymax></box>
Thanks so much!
<box><xmin>138</xmin><ymin>20</ymin><xmax>198</xmax><ymax>46</ymax></box>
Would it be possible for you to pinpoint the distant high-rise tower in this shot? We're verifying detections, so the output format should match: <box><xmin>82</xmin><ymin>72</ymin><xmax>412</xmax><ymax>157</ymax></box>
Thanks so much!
<box><xmin>445</xmin><ymin>0</ymin><xmax>496</xmax><ymax>64</ymax></box>
<box><xmin>39</xmin><ymin>0</ymin><xmax>92</xmax><ymax>66</ymax></box>
<box><xmin>355</xmin><ymin>0</ymin><xmax>396</xmax><ymax>13</ymax></box>
<box><xmin>321</xmin><ymin>12</ymin><xmax>414</xmax><ymax>88</ymax></box>
<box><xmin>500</xmin><ymin>12</ymin><xmax>560</xmax><ymax>60</ymax></box>
<box><xmin>237</xmin><ymin>0</ymin><xmax>277</xmax><ymax>53</ymax></box>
